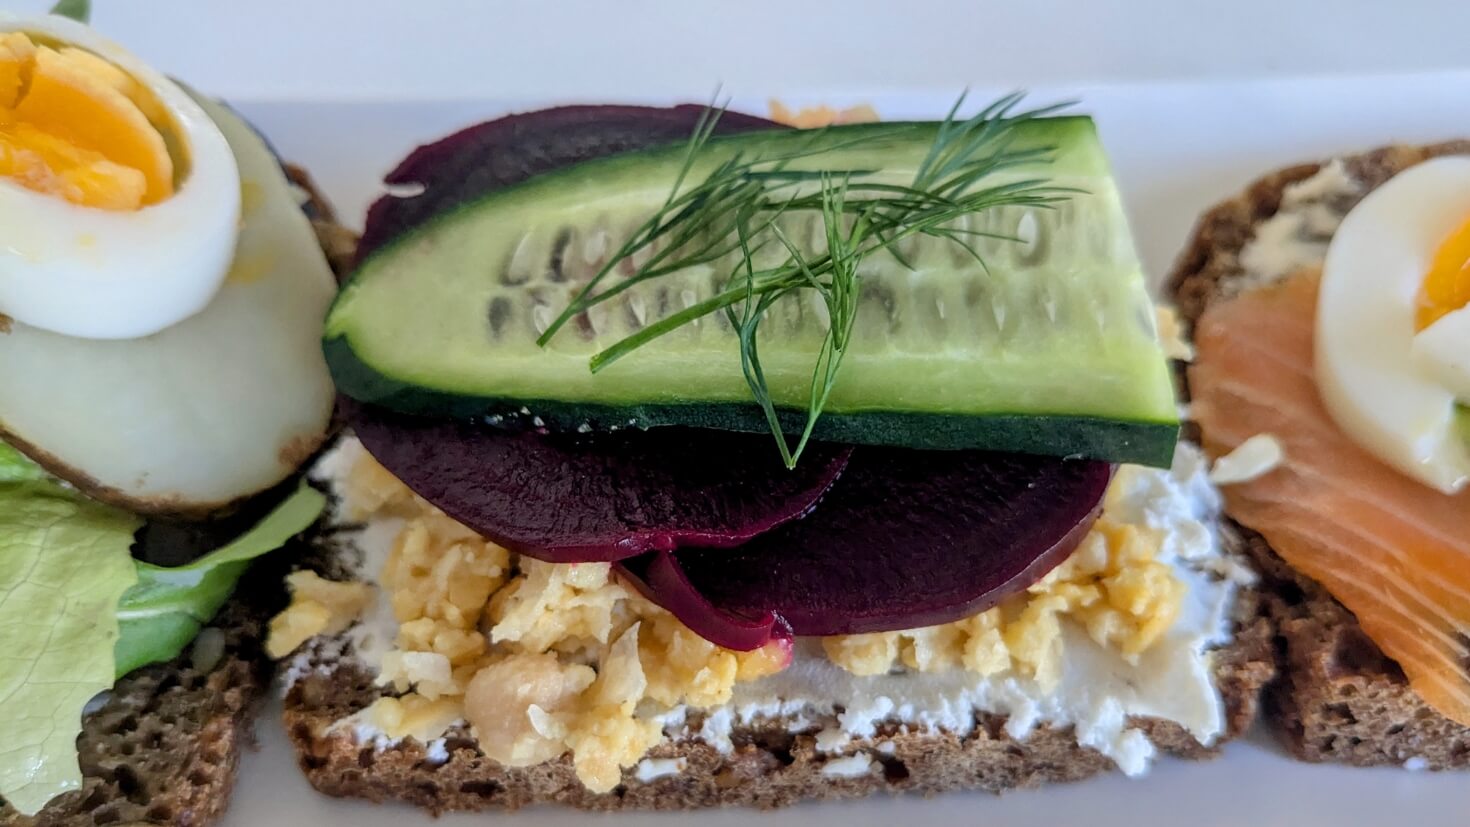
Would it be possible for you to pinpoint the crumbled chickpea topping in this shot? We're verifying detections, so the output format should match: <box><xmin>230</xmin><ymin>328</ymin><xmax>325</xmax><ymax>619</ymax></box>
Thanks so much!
<box><xmin>823</xmin><ymin>472</ymin><xmax>1188</xmax><ymax>688</ymax></box>
<box><xmin>266</xmin><ymin>571</ymin><xmax>372</xmax><ymax>659</ymax></box>
<box><xmin>768</xmin><ymin>100</ymin><xmax>881</xmax><ymax>128</ymax></box>
<box><xmin>354</xmin><ymin>692</ymin><xmax>463</xmax><ymax>743</ymax></box>
<box><xmin>275</xmin><ymin>447</ymin><xmax>1193</xmax><ymax>791</ymax></box>
<box><xmin>1155</xmin><ymin>303</ymin><xmax>1196</xmax><ymax>362</ymax></box>
<box><xmin>305</xmin><ymin>450</ymin><xmax>787</xmax><ymax>792</ymax></box>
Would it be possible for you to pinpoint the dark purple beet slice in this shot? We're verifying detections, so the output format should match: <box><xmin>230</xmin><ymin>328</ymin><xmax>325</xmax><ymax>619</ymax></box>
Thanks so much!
<box><xmin>345</xmin><ymin>400</ymin><xmax>851</xmax><ymax>563</ymax></box>
<box><xmin>357</xmin><ymin>104</ymin><xmax>780</xmax><ymax>262</ymax></box>
<box><xmin>617</xmin><ymin>449</ymin><xmax>1110</xmax><ymax>648</ymax></box>
<box><xmin>618</xmin><ymin>552</ymin><xmax>792</xmax><ymax>651</ymax></box>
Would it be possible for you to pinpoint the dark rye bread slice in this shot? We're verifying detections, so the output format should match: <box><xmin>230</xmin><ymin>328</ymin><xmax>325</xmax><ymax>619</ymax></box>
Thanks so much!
<box><xmin>0</xmin><ymin>168</ymin><xmax>354</xmax><ymax>827</ymax></box>
<box><xmin>1167</xmin><ymin>140</ymin><xmax>1470</xmax><ymax>768</ymax></box>
<box><xmin>0</xmin><ymin>577</ymin><xmax>276</xmax><ymax>827</ymax></box>
<box><xmin>281</xmin><ymin>556</ymin><xmax>1272</xmax><ymax>813</ymax></box>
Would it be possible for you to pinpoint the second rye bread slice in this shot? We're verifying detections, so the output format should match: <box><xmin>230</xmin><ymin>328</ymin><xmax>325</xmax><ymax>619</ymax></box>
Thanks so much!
<box><xmin>1168</xmin><ymin>140</ymin><xmax>1470</xmax><ymax>768</ymax></box>
<box><xmin>281</xmin><ymin>546</ymin><xmax>1272</xmax><ymax>812</ymax></box>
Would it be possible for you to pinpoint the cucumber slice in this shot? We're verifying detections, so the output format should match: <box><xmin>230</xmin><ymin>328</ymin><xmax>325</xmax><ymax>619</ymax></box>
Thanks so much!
<box><xmin>326</xmin><ymin>117</ymin><xmax>1178</xmax><ymax>466</ymax></box>
<box><xmin>1457</xmin><ymin>403</ymin><xmax>1470</xmax><ymax>451</ymax></box>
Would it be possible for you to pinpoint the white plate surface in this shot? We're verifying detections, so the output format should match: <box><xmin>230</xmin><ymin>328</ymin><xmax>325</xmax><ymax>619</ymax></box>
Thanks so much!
<box><xmin>224</xmin><ymin>76</ymin><xmax>1470</xmax><ymax>826</ymax></box>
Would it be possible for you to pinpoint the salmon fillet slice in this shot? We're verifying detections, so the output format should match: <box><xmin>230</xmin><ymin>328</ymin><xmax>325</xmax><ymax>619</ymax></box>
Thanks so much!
<box><xmin>1190</xmin><ymin>267</ymin><xmax>1470</xmax><ymax>727</ymax></box>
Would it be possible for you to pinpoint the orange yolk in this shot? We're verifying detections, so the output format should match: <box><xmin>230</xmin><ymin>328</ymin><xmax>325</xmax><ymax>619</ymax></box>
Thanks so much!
<box><xmin>1418</xmin><ymin>214</ymin><xmax>1470</xmax><ymax>331</ymax></box>
<box><xmin>0</xmin><ymin>32</ymin><xmax>174</xmax><ymax>211</ymax></box>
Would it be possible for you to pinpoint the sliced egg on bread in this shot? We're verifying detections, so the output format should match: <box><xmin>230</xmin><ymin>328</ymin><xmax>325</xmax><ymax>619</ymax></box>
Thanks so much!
<box><xmin>0</xmin><ymin>13</ymin><xmax>335</xmax><ymax>515</ymax></box>
<box><xmin>1317</xmin><ymin>156</ymin><xmax>1470</xmax><ymax>494</ymax></box>
<box><xmin>0</xmin><ymin>13</ymin><xmax>239</xmax><ymax>339</ymax></box>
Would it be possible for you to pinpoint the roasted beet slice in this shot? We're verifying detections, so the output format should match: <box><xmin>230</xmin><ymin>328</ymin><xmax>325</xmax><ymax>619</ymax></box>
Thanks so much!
<box><xmin>618</xmin><ymin>449</ymin><xmax>1109</xmax><ymax>648</ymax></box>
<box><xmin>618</xmin><ymin>552</ymin><xmax>793</xmax><ymax>651</ymax></box>
<box><xmin>357</xmin><ymin>104</ymin><xmax>779</xmax><ymax>262</ymax></box>
<box><xmin>346</xmin><ymin>401</ymin><xmax>850</xmax><ymax>563</ymax></box>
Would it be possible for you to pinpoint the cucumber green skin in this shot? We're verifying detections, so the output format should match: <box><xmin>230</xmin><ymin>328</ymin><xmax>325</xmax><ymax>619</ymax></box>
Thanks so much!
<box><xmin>1457</xmin><ymin>403</ymin><xmax>1470</xmax><ymax>450</ymax></box>
<box><xmin>327</xmin><ymin>337</ymin><xmax>1179</xmax><ymax>467</ymax></box>
<box><xmin>326</xmin><ymin>115</ymin><xmax>1179</xmax><ymax>467</ymax></box>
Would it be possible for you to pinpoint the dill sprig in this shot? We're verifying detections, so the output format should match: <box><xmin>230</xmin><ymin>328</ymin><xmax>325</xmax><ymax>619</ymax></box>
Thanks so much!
<box><xmin>538</xmin><ymin>92</ymin><xmax>1077</xmax><ymax>468</ymax></box>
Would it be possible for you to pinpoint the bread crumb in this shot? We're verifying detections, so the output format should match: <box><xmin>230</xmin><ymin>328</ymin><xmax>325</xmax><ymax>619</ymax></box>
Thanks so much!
<box><xmin>1209</xmin><ymin>434</ymin><xmax>1286</xmax><ymax>485</ymax></box>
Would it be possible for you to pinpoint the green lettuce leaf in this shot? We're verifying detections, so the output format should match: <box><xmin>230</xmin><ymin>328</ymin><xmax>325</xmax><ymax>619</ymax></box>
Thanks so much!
<box><xmin>114</xmin><ymin>484</ymin><xmax>326</xmax><ymax>675</ymax></box>
<box><xmin>0</xmin><ymin>442</ymin><xmax>325</xmax><ymax>814</ymax></box>
<box><xmin>0</xmin><ymin>482</ymin><xmax>140</xmax><ymax>816</ymax></box>
<box><xmin>0</xmin><ymin>442</ymin><xmax>46</xmax><ymax>484</ymax></box>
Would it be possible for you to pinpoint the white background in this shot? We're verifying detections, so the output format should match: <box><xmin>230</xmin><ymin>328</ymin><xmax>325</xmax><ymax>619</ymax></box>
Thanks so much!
<box><xmin>7</xmin><ymin>0</ymin><xmax>1470</xmax><ymax>100</ymax></box>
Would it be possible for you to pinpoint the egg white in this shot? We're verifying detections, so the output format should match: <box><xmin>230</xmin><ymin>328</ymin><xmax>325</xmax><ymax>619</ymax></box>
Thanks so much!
<box><xmin>0</xmin><ymin>13</ymin><xmax>239</xmax><ymax>340</ymax></box>
<box><xmin>1317</xmin><ymin>156</ymin><xmax>1470</xmax><ymax>494</ymax></box>
<box><xmin>0</xmin><ymin>93</ymin><xmax>336</xmax><ymax>513</ymax></box>
<box><xmin>1414</xmin><ymin>307</ymin><xmax>1470</xmax><ymax>401</ymax></box>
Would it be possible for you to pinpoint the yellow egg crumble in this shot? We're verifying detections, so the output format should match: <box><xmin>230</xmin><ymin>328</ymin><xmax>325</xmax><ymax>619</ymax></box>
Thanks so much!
<box><xmin>280</xmin><ymin>450</ymin><xmax>787</xmax><ymax>792</ymax></box>
<box><xmin>822</xmin><ymin>475</ymin><xmax>1187</xmax><ymax>688</ymax></box>
<box><xmin>270</xmin><ymin>453</ymin><xmax>1188</xmax><ymax>791</ymax></box>
<box><xmin>1155</xmin><ymin>303</ymin><xmax>1196</xmax><ymax>362</ymax></box>
<box><xmin>266</xmin><ymin>571</ymin><xmax>372</xmax><ymax>659</ymax></box>
<box><xmin>767</xmin><ymin>99</ymin><xmax>880</xmax><ymax>128</ymax></box>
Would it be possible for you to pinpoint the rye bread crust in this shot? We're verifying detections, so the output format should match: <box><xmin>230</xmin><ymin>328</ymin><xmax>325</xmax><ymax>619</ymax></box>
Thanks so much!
<box><xmin>0</xmin><ymin>169</ymin><xmax>353</xmax><ymax>827</ymax></box>
<box><xmin>1167</xmin><ymin>140</ymin><xmax>1470</xmax><ymax>768</ymax></box>
<box><xmin>282</xmin><ymin>552</ymin><xmax>1272</xmax><ymax>813</ymax></box>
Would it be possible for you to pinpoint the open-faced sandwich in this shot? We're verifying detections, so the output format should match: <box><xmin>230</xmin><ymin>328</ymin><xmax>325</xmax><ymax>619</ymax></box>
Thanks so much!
<box><xmin>1171</xmin><ymin>143</ymin><xmax>1470</xmax><ymax>767</ymax></box>
<box><xmin>268</xmin><ymin>99</ymin><xmax>1273</xmax><ymax>812</ymax></box>
<box><xmin>0</xmin><ymin>5</ymin><xmax>345</xmax><ymax>825</ymax></box>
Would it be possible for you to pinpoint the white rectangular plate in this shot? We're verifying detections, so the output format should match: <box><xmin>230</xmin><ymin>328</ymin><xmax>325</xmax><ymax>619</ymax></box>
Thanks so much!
<box><xmin>225</xmin><ymin>74</ymin><xmax>1470</xmax><ymax>827</ymax></box>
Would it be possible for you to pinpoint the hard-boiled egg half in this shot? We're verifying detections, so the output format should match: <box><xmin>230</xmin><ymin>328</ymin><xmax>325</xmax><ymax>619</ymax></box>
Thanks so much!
<box><xmin>1413</xmin><ymin>215</ymin><xmax>1470</xmax><ymax>402</ymax></box>
<box><xmin>0</xmin><ymin>12</ymin><xmax>336</xmax><ymax>515</ymax></box>
<box><xmin>1317</xmin><ymin>156</ymin><xmax>1470</xmax><ymax>494</ymax></box>
<box><xmin>0</xmin><ymin>13</ymin><xmax>239</xmax><ymax>339</ymax></box>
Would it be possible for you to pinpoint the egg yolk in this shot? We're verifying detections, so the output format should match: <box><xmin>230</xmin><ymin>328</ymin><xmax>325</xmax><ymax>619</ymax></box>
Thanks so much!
<box><xmin>0</xmin><ymin>32</ymin><xmax>175</xmax><ymax>211</ymax></box>
<box><xmin>1417</xmin><ymin>214</ymin><xmax>1470</xmax><ymax>331</ymax></box>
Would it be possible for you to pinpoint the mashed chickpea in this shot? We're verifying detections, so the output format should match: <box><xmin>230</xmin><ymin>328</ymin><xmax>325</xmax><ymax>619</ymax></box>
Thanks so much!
<box><xmin>271</xmin><ymin>448</ymin><xmax>1190</xmax><ymax>792</ymax></box>
<box><xmin>319</xmin><ymin>450</ymin><xmax>787</xmax><ymax>793</ymax></box>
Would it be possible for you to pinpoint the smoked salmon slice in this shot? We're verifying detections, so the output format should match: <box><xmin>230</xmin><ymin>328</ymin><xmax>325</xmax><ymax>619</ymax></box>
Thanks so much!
<box><xmin>1190</xmin><ymin>268</ymin><xmax>1470</xmax><ymax>727</ymax></box>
